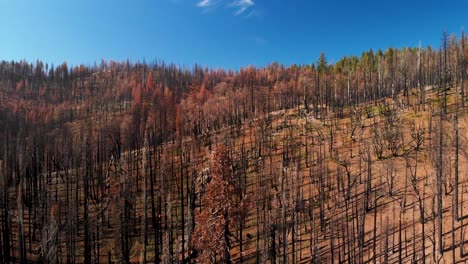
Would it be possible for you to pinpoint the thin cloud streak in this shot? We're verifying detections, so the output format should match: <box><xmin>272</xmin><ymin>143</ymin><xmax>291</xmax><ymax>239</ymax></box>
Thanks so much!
<box><xmin>196</xmin><ymin>0</ymin><xmax>255</xmax><ymax>16</ymax></box>
<box><xmin>197</xmin><ymin>0</ymin><xmax>212</xmax><ymax>7</ymax></box>
<box><xmin>231</xmin><ymin>0</ymin><xmax>254</xmax><ymax>15</ymax></box>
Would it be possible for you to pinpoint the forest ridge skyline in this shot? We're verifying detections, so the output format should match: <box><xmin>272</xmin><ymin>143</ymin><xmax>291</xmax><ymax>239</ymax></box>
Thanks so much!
<box><xmin>0</xmin><ymin>0</ymin><xmax>467</xmax><ymax>69</ymax></box>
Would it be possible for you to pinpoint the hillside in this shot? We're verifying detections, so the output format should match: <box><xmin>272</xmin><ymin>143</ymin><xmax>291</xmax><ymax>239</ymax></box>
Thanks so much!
<box><xmin>2</xmin><ymin>87</ymin><xmax>468</xmax><ymax>264</ymax></box>
<box><xmin>0</xmin><ymin>35</ymin><xmax>468</xmax><ymax>263</ymax></box>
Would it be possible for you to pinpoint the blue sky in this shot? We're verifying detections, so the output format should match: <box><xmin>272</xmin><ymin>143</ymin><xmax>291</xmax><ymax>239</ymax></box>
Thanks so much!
<box><xmin>0</xmin><ymin>0</ymin><xmax>466</xmax><ymax>70</ymax></box>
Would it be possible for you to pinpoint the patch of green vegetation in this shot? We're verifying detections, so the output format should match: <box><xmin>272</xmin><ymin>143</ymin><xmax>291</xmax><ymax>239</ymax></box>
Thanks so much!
<box><xmin>429</xmin><ymin>95</ymin><xmax>443</xmax><ymax>106</ymax></box>
<box><xmin>365</xmin><ymin>105</ymin><xmax>380</xmax><ymax>117</ymax></box>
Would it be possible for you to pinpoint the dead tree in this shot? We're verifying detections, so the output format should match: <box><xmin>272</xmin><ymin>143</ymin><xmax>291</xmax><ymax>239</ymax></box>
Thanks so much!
<box><xmin>437</xmin><ymin>111</ymin><xmax>444</xmax><ymax>255</ymax></box>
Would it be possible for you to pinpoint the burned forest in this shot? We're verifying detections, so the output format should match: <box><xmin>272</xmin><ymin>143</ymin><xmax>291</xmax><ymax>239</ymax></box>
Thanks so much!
<box><xmin>1</xmin><ymin>31</ymin><xmax>468</xmax><ymax>263</ymax></box>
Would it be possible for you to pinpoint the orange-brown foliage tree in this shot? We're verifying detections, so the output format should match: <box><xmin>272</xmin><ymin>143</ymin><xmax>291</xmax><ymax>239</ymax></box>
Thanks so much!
<box><xmin>191</xmin><ymin>145</ymin><xmax>249</xmax><ymax>263</ymax></box>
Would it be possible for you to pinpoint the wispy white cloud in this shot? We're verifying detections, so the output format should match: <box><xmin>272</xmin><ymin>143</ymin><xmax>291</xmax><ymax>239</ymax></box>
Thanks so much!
<box><xmin>197</xmin><ymin>0</ymin><xmax>212</xmax><ymax>7</ymax></box>
<box><xmin>196</xmin><ymin>0</ymin><xmax>255</xmax><ymax>16</ymax></box>
<box><xmin>231</xmin><ymin>0</ymin><xmax>254</xmax><ymax>15</ymax></box>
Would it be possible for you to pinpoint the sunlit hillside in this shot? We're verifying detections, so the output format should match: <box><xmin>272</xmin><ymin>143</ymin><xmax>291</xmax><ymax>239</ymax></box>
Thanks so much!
<box><xmin>0</xmin><ymin>32</ymin><xmax>467</xmax><ymax>263</ymax></box>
